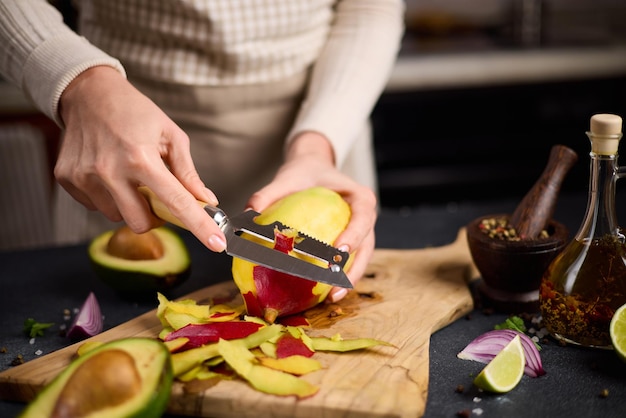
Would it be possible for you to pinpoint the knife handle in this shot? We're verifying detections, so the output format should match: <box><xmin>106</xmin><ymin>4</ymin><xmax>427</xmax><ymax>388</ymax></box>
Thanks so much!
<box><xmin>138</xmin><ymin>186</ymin><xmax>226</xmax><ymax>230</ymax></box>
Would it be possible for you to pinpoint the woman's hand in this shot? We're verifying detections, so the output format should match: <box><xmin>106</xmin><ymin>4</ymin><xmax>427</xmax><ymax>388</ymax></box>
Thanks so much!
<box><xmin>246</xmin><ymin>131</ymin><xmax>377</xmax><ymax>302</ymax></box>
<box><xmin>56</xmin><ymin>66</ymin><xmax>227</xmax><ymax>252</ymax></box>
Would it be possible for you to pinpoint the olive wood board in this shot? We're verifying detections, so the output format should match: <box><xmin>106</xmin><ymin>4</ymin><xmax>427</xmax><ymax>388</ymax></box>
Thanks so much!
<box><xmin>0</xmin><ymin>228</ymin><xmax>478</xmax><ymax>418</ymax></box>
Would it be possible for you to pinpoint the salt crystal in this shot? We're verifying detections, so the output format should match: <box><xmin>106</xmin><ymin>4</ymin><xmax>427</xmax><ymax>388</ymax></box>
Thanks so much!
<box><xmin>34</xmin><ymin>350</ymin><xmax>43</xmax><ymax>356</ymax></box>
<box><xmin>29</xmin><ymin>338</ymin><xmax>35</xmax><ymax>345</ymax></box>
<box><xmin>473</xmin><ymin>397</ymin><xmax>482</xmax><ymax>403</ymax></box>
<box><xmin>473</xmin><ymin>408</ymin><xmax>484</xmax><ymax>416</ymax></box>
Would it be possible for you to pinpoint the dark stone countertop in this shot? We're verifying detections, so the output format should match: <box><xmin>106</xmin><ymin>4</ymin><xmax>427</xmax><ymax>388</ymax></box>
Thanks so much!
<box><xmin>1</xmin><ymin>190</ymin><xmax>626</xmax><ymax>417</ymax></box>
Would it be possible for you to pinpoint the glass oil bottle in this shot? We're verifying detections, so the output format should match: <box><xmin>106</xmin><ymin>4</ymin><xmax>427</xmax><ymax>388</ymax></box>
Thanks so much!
<box><xmin>539</xmin><ymin>114</ymin><xmax>626</xmax><ymax>348</ymax></box>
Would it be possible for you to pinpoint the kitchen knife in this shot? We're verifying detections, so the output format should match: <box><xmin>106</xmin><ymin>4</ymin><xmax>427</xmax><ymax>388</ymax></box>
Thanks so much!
<box><xmin>138</xmin><ymin>187</ymin><xmax>352</xmax><ymax>288</ymax></box>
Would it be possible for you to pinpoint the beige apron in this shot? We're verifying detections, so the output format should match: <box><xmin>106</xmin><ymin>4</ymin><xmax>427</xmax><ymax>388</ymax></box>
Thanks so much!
<box><xmin>53</xmin><ymin>70</ymin><xmax>377</xmax><ymax>244</ymax></box>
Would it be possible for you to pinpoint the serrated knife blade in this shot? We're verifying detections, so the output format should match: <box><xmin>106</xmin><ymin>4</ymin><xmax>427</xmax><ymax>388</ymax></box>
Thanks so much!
<box><xmin>139</xmin><ymin>187</ymin><xmax>352</xmax><ymax>288</ymax></box>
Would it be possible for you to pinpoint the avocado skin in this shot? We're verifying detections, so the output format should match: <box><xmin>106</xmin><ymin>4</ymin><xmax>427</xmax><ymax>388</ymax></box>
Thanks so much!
<box><xmin>89</xmin><ymin>227</ymin><xmax>191</xmax><ymax>297</ymax></box>
<box><xmin>91</xmin><ymin>263</ymin><xmax>191</xmax><ymax>296</ymax></box>
<box><xmin>19</xmin><ymin>338</ymin><xmax>173</xmax><ymax>418</ymax></box>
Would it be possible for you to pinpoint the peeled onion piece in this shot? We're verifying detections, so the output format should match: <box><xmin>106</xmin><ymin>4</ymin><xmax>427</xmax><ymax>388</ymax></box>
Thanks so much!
<box><xmin>457</xmin><ymin>329</ymin><xmax>545</xmax><ymax>377</ymax></box>
<box><xmin>66</xmin><ymin>292</ymin><xmax>104</xmax><ymax>340</ymax></box>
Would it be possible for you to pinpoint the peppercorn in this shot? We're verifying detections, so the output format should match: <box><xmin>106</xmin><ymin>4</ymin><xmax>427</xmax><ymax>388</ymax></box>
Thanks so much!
<box><xmin>478</xmin><ymin>216</ymin><xmax>549</xmax><ymax>241</ymax></box>
<box><xmin>10</xmin><ymin>354</ymin><xmax>24</xmax><ymax>366</ymax></box>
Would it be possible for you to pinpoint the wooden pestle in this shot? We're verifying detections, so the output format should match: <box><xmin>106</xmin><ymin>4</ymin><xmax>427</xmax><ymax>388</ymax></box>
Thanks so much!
<box><xmin>509</xmin><ymin>144</ymin><xmax>578</xmax><ymax>240</ymax></box>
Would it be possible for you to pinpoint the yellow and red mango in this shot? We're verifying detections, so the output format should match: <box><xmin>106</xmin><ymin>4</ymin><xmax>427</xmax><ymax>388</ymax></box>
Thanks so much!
<box><xmin>164</xmin><ymin>321</ymin><xmax>263</xmax><ymax>350</ymax></box>
<box><xmin>258</xmin><ymin>355</ymin><xmax>322</xmax><ymax>376</ymax></box>
<box><xmin>217</xmin><ymin>339</ymin><xmax>319</xmax><ymax>398</ymax></box>
<box><xmin>275</xmin><ymin>333</ymin><xmax>314</xmax><ymax>358</ymax></box>
<box><xmin>232</xmin><ymin>187</ymin><xmax>352</xmax><ymax>323</ymax></box>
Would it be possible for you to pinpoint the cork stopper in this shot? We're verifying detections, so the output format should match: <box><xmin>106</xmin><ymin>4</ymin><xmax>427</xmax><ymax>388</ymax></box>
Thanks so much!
<box><xmin>588</xmin><ymin>113</ymin><xmax>623</xmax><ymax>155</ymax></box>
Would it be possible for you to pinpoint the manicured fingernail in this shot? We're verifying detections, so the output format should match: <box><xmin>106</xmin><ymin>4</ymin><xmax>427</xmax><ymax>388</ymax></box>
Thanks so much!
<box><xmin>327</xmin><ymin>288</ymin><xmax>348</xmax><ymax>303</ymax></box>
<box><xmin>205</xmin><ymin>188</ymin><xmax>219</xmax><ymax>205</ymax></box>
<box><xmin>338</xmin><ymin>244</ymin><xmax>350</xmax><ymax>253</ymax></box>
<box><xmin>208</xmin><ymin>234</ymin><xmax>226</xmax><ymax>252</ymax></box>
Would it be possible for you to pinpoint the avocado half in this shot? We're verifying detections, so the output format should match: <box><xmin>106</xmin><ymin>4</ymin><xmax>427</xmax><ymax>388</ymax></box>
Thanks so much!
<box><xmin>89</xmin><ymin>226</ymin><xmax>191</xmax><ymax>296</ymax></box>
<box><xmin>19</xmin><ymin>338</ymin><xmax>173</xmax><ymax>418</ymax></box>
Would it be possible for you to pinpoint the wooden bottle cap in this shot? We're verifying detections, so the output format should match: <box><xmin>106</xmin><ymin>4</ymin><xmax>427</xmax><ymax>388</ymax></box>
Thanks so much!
<box><xmin>589</xmin><ymin>113</ymin><xmax>623</xmax><ymax>155</ymax></box>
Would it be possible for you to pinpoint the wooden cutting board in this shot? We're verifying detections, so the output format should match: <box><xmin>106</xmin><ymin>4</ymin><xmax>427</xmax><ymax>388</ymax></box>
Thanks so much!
<box><xmin>0</xmin><ymin>228</ymin><xmax>478</xmax><ymax>418</ymax></box>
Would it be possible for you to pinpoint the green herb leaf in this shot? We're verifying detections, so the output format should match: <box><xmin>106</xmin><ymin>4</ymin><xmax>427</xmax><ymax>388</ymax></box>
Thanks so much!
<box><xmin>494</xmin><ymin>316</ymin><xmax>541</xmax><ymax>350</ymax></box>
<box><xmin>23</xmin><ymin>318</ymin><xmax>54</xmax><ymax>338</ymax></box>
<box><xmin>495</xmin><ymin>316</ymin><xmax>526</xmax><ymax>333</ymax></box>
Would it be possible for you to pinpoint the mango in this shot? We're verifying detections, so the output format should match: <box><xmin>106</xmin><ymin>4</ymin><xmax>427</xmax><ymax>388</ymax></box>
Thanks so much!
<box><xmin>152</xmin><ymin>293</ymin><xmax>395</xmax><ymax>400</ymax></box>
<box><xmin>217</xmin><ymin>339</ymin><xmax>319</xmax><ymax>398</ymax></box>
<box><xmin>275</xmin><ymin>332</ymin><xmax>314</xmax><ymax>358</ymax></box>
<box><xmin>311</xmin><ymin>335</ymin><xmax>395</xmax><ymax>352</ymax></box>
<box><xmin>258</xmin><ymin>355</ymin><xmax>322</xmax><ymax>375</ymax></box>
<box><xmin>170</xmin><ymin>324</ymin><xmax>284</xmax><ymax>377</ymax></box>
<box><xmin>164</xmin><ymin>322</ymin><xmax>263</xmax><ymax>350</ymax></box>
<box><xmin>232</xmin><ymin>187</ymin><xmax>352</xmax><ymax>323</ymax></box>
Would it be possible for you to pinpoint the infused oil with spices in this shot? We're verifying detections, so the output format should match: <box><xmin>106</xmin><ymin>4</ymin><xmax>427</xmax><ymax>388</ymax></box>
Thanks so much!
<box><xmin>539</xmin><ymin>114</ymin><xmax>626</xmax><ymax>348</ymax></box>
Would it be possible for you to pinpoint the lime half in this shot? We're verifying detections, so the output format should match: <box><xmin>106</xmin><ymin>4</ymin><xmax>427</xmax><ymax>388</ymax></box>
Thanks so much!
<box><xmin>610</xmin><ymin>303</ymin><xmax>626</xmax><ymax>363</ymax></box>
<box><xmin>473</xmin><ymin>335</ymin><xmax>525</xmax><ymax>393</ymax></box>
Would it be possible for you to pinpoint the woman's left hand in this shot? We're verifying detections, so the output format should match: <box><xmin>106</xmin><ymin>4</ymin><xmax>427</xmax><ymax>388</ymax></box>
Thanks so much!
<box><xmin>245</xmin><ymin>132</ymin><xmax>377</xmax><ymax>302</ymax></box>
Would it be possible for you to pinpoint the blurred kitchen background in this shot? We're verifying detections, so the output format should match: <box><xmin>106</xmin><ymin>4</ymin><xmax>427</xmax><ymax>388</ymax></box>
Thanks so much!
<box><xmin>374</xmin><ymin>0</ymin><xmax>626</xmax><ymax>206</ymax></box>
<box><xmin>1</xmin><ymin>0</ymin><xmax>626</xmax><ymax>248</ymax></box>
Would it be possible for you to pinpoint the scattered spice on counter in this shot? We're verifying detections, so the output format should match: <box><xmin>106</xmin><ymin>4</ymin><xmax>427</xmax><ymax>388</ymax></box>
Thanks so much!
<box><xmin>455</xmin><ymin>384</ymin><xmax>465</xmax><ymax>393</ymax></box>
<box><xmin>599</xmin><ymin>388</ymin><xmax>609</xmax><ymax>398</ymax></box>
<box><xmin>0</xmin><ymin>347</ymin><xmax>7</xmax><ymax>353</ymax></box>
<box><xmin>456</xmin><ymin>410</ymin><xmax>471</xmax><ymax>418</ymax></box>
<box><xmin>10</xmin><ymin>354</ymin><xmax>24</xmax><ymax>366</ymax></box>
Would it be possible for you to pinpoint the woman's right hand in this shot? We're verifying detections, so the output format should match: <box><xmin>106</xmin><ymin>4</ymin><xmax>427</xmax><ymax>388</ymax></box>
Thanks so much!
<box><xmin>55</xmin><ymin>66</ymin><xmax>227</xmax><ymax>252</ymax></box>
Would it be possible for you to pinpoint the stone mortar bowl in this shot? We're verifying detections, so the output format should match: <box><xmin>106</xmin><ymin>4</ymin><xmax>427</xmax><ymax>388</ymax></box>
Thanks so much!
<box><xmin>466</xmin><ymin>214</ymin><xmax>569</xmax><ymax>313</ymax></box>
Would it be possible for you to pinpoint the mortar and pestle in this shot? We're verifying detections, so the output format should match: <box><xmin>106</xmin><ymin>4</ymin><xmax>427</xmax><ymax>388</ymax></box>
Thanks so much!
<box><xmin>466</xmin><ymin>144</ymin><xmax>577</xmax><ymax>313</ymax></box>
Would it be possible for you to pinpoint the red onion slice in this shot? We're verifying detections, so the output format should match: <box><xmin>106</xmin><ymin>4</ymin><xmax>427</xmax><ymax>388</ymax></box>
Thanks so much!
<box><xmin>66</xmin><ymin>292</ymin><xmax>104</xmax><ymax>340</ymax></box>
<box><xmin>457</xmin><ymin>329</ymin><xmax>546</xmax><ymax>377</ymax></box>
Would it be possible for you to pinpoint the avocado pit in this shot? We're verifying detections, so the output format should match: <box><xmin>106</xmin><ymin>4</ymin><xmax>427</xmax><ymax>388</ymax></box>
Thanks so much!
<box><xmin>19</xmin><ymin>338</ymin><xmax>173</xmax><ymax>418</ymax></box>
<box><xmin>51</xmin><ymin>349</ymin><xmax>141</xmax><ymax>417</ymax></box>
<box><xmin>106</xmin><ymin>226</ymin><xmax>164</xmax><ymax>260</ymax></box>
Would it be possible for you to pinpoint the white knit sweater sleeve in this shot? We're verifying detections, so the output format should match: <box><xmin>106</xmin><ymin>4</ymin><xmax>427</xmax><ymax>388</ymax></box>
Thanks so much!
<box><xmin>0</xmin><ymin>0</ymin><xmax>126</xmax><ymax>127</ymax></box>
<box><xmin>286</xmin><ymin>0</ymin><xmax>404</xmax><ymax>167</ymax></box>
